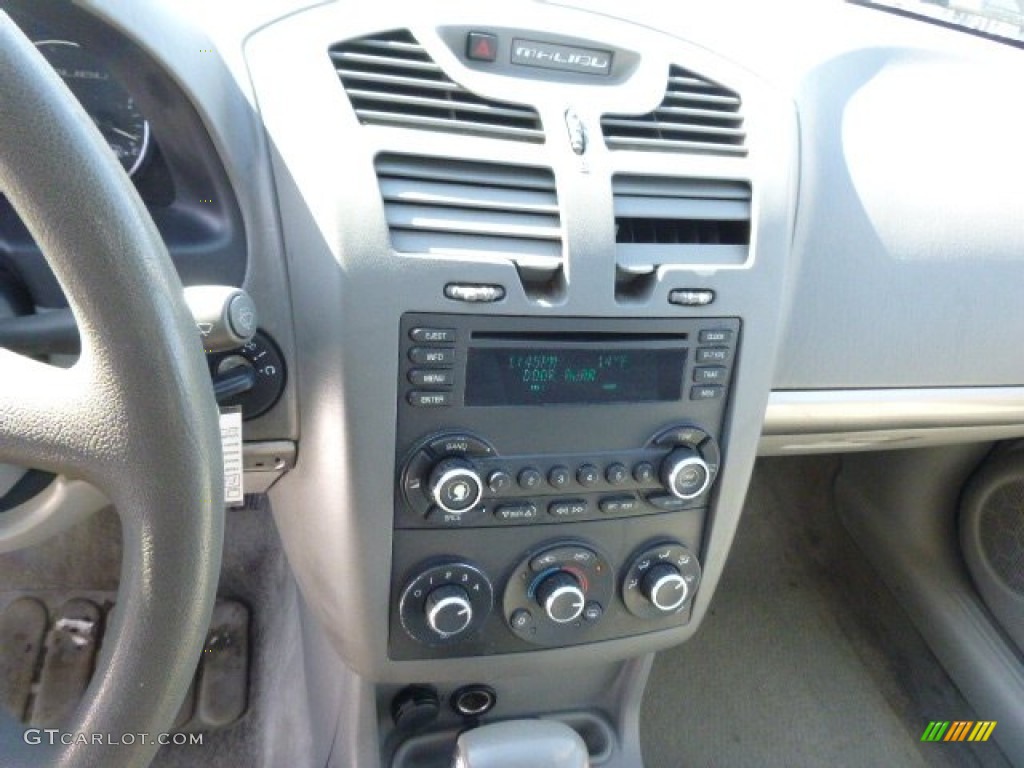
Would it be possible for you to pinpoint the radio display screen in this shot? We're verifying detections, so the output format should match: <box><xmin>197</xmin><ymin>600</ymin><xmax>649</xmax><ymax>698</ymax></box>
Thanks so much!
<box><xmin>464</xmin><ymin>347</ymin><xmax>686</xmax><ymax>406</ymax></box>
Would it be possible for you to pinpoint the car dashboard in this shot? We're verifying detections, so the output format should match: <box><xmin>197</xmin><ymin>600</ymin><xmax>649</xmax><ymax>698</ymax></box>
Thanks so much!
<box><xmin>2</xmin><ymin>0</ymin><xmax>1023</xmax><ymax>765</ymax></box>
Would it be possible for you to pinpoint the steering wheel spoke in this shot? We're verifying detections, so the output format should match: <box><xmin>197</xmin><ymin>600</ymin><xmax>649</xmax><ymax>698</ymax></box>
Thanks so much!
<box><xmin>0</xmin><ymin>348</ymin><xmax>114</xmax><ymax>478</ymax></box>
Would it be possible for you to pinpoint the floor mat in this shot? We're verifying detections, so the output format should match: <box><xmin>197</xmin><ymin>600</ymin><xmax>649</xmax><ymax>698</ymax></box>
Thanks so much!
<box><xmin>640</xmin><ymin>457</ymin><xmax>1010</xmax><ymax>768</ymax></box>
<box><xmin>0</xmin><ymin>593</ymin><xmax>249</xmax><ymax>730</ymax></box>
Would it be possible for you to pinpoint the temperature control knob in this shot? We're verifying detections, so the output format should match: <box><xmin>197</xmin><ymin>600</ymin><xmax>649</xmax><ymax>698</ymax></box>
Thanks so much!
<box><xmin>641</xmin><ymin>563</ymin><xmax>689</xmax><ymax>614</ymax></box>
<box><xmin>535</xmin><ymin>571</ymin><xmax>586</xmax><ymax>624</ymax></box>
<box><xmin>660</xmin><ymin>447</ymin><xmax>712</xmax><ymax>500</ymax></box>
<box><xmin>429</xmin><ymin>458</ymin><xmax>484</xmax><ymax>514</ymax></box>
<box><xmin>425</xmin><ymin>585</ymin><xmax>473</xmax><ymax>638</ymax></box>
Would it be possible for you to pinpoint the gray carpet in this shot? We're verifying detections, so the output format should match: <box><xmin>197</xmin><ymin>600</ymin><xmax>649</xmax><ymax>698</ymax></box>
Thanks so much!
<box><xmin>641</xmin><ymin>457</ymin><xmax>1011</xmax><ymax>768</ymax></box>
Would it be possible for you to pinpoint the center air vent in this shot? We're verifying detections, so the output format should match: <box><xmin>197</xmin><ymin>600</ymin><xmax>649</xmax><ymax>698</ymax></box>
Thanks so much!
<box><xmin>602</xmin><ymin>65</ymin><xmax>746</xmax><ymax>156</ymax></box>
<box><xmin>330</xmin><ymin>30</ymin><xmax>544</xmax><ymax>142</ymax></box>
<box><xmin>376</xmin><ymin>154</ymin><xmax>564</xmax><ymax>298</ymax></box>
<box><xmin>613</xmin><ymin>175</ymin><xmax>751</xmax><ymax>298</ymax></box>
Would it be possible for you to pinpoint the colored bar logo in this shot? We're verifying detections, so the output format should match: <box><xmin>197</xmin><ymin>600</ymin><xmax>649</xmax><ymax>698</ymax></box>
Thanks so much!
<box><xmin>921</xmin><ymin>721</ymin><xmax>997</xmax><ymax>742</ymax></box>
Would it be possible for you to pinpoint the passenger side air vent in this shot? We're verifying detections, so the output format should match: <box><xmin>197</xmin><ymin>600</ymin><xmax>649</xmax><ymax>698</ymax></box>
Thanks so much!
<box><xmin>330</xmin><ymin>30</ymin><xmax>544</xmax><ymax>142</ymax></box>
<box><xmin>601</xmin><ymin>65</ymin><xmax>746</xmax><ymax>156</ymax></box>
<box><xmin>376</xmin><ymin>154</ymin><xmax>564</xmax><ymax>298</ymax></box>
<box><xmin>613</xmin><ymin>175</ymin><xmax>751</xmax><ymax>299</ymax></box>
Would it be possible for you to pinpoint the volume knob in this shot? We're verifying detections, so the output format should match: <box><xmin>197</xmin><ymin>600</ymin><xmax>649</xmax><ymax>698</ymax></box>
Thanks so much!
<box><xmin>428</xmin><ymin>458</ymin><xmax>484</xmax><ymax>515</ymax></box>
<box><xmin>660</xmin><ymin>447</ymin><xmax>712</xmax><ymax>500</ymax></box>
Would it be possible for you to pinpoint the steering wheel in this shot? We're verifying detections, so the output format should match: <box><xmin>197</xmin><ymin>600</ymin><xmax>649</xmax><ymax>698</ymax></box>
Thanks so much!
<box><xmin>0</xmin><ymin>12</ymin><xmax>223</xmax><ymax>768</ymax></box>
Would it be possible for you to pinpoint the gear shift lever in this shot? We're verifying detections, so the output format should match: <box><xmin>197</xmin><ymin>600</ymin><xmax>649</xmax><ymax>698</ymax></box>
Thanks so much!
<box><xmin>453</xmin><ymin>720</ymin><xmax>589</xmax><ymax>768</ymax></box>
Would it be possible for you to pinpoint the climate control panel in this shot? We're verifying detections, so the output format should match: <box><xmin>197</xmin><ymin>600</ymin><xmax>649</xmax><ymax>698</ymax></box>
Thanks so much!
<box><xmin>391</xmin><ymin>535</ymin><xmax>703</xmax><ymax>658</ymax></box>
<box><xmin>398</xmin><ymin>425</ymin><xmax>720</xmax><ymax>529</ymax></box>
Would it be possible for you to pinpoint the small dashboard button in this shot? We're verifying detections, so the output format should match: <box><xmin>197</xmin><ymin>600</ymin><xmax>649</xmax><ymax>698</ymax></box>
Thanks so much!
<box><xmin>548</xmin><ymin>466</ymin><xmax>571</xmax><ymax>489</ymax></box>
<box><xmin>409</xmin><ymin>328</ymin><xmax>456</xmax><ymax>344</ymax></box>
<box><xmin>518</xmin><ymin>468</ymin><xmax>543</xmax><ymax>490</ymax></box>
<box><xmin>409</xmin><ymin>347</ymin><xmax>456</xmax><ymax>366</ymax></box>
<box><xmin>695</xmin><ymin>347</ymin><xmax>730</xmax><ymax>364</ymax></box>
<box><xmin>698</xmin><ymin>329</ymin><xmax>732</xmax><ymax>344</ymax></box>
<box><xmin>408</xmin><ymin>369</ymin><xmax>454</xmax><ymax>388</ymax></box>
<box><xmin>548</xmin><ymin>500</ymin><xmax>588</xmax><ymax>518</ymax></box>
<box><xmin>600</xmin><ymin>496</ymin><xmax>640</xmax><ymax>515</ymax></box>
<box><xmin>690</xmin><ymin>385</ymin><xmax>724</xmax><ymax>401</ymax></box>
<box><xmin>427</xmin><ymin>434</ymin><xmax>494</xmax><ymax>457</ymax></box>
<box><xmin>487</xmin><ymin>470</ymin><xmax>513</xmax><ymax>494</ymax></box>
<box><xmin>605</xmin><ymin>463</ymin><xmax>628</xmax><ymax>485</ymax></box>
<box><xmin>408</xmin><ymin>391</ymin><xmax>452</xmax><ymax>407</ymax></box>
<box><xmin>633</xmin><ymin>462</ymin><xmax>656</xmax><ymax>483</ymax></box>
<box><xmin>577</xmin><ymin>464</ymin><xmax>600</xmax><ymax>487</ymax></box>
<box><xmin>693</xmin><ymin>366</ymin><xmax>728</xmax><ymax>384</ymax></box>
<box><xmin>467</xmin><ymin>32</ymin><xmax>499</xmax><ymax>62</ymax></box>
<box><xmin>495</xmin><ymin>503</ymin><xmax>538</xmax><ymax>522</ymax></box>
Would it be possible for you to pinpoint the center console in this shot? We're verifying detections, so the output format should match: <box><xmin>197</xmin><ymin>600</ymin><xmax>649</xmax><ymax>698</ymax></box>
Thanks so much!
<box><xmin>391</xmin><ymin>314</ymin><xmax>738</xmax><ymax>659</ymax></box>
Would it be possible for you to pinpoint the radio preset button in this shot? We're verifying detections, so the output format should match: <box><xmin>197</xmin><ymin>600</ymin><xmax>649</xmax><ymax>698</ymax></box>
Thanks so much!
<box><xmin>698</xmin><ymin>329</ymin><xmax>733</xmax><ymax>344</ymax></box>
<box><xmin>577</xmin><ymin>464</ymin><xmax>600</xmax><ymax>487</ymax></box>
<box><xmin>408</xmin><ymin>369</ymin><xmax>454</xmax><ymax>388</ymax></box>
<box><xmin>548</xmin><ymin>466</ymin><xmax>571</xmax><ymax>489</ymax></box>
<box><xmin>518</xmin><ymin>468</ymin><xmax>543</xmax><ymax>490</ymax></box>
<box><xmin>693</xmin><ymin>366</ymin><xmax>728</xmax><ymax>384</ymax></box>
<box><xmin>695</xmin><ymin>347</ymin><xmax>730</xmax><ymax>364</ymax></box>
<box><xmin>409</xmin><ymin>347</ymin><xmax>456</xmax><ymax>366</ymax></box>
<box><xmin>690</xmin><ymin>385</ymin><xmax>724</xmax><ymax>401</ymax></box>
<box><xmin>633</xmin><ymin>462</ymin><xmax>656</xmax><ymax>483</ymax></box>
<box><xmin>408</xmin><ymin>391</ymin><xmax>452</xmax><ymax>407</ymax></box>
<box><xmin>495</xmin><ymin>503</ymin><xmax>538</xmax><ymax>522</ymax></box>
<box><xmin>548</xmin><ymin>500</ymin><xmax>588</xmax><ymax>518</ymax></box>
<box><xmin>605</xmin><ymin>463</ymin><xmax>628</xmax><ymax>485</ymax></box>
<box><xmin>487</xmin><ymin>470</ymin><xmax>513</xmax><ymax>494</ymax></box>
<box><xmin>409</xmin><ymin>328</ymin><xmax>456</xmax><ymax>344</ymax></box>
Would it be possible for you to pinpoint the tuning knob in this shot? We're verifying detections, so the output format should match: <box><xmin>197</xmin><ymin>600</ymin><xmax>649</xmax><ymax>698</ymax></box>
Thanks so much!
<box><xmin>641</xmin><ymin>563</ymin><xmax>689</xmax><ymax>614</ymax></box>
<box><xmin>425</xmin><ymin>585</ymin><xmax>474</xmax><ymax>638</ymax></box>
<box><xmin>535</xmin><ymin>571</ymin><xmax>586</xmax><ymax>624</ymax></box>
<box><xmin>660</xmin><ymin>447</ymin><xmax>712</xmax><ymax>500</ymax></box>
<box><xmin>428</xmin><ymin>458</ymin><xmax>484</xmax><ymax>514</ymax></box>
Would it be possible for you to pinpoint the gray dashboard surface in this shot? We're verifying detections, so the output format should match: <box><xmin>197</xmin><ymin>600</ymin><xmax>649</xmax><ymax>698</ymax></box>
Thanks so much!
<box><xmin>556</xmin><ymin>0</ymin><xmax>1024</xmax><ymax>390</ymax></box>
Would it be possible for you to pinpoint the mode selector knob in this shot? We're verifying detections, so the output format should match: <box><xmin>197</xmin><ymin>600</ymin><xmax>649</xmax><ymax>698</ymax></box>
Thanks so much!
<box><xmin>642</xmin><ymin>563</ymin><xmax>689</xmax><ymax>614</ymax></box>
<box><xmin>429</xmin><ymin>458</ymin><xmax>484</xmax><ymax>514</ymax></box>
<box><xmin>660</xmin><ymin>447</ymin><xmax>712</xmax><ymax>500</ymax></box>
<box><xmin>535</xmin><ymin>571</ymin><xmax>586</xmax><ymax>624</ymax></box>
<box><xmin>425</xmin><ymin>585</ymin><xmax>473</xmax><ymax>638</ymax></box>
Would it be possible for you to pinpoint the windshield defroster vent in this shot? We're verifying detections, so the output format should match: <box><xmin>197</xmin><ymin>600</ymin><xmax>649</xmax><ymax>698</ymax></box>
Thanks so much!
<box><xmin>613</xmin><ymin>174</ymin><xmax>751</xmax><ymax>298</ymax></box>
<box><xmin>602</xmin><ymin>65</ymin><xmax>746</xmax><ymax>156</ymax></box>
<box><xmin>375</xmin><ymin>154</ymin><xmax>564</xmax><ymax>298</ymax></box>
<box><xmin>330</xmin><ymin>30</ymin><xmax>544</xmax><ymax>142</ymax></box>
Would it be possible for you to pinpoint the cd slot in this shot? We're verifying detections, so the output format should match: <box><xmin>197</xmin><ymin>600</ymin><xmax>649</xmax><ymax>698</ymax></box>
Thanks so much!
<box><xmin>471</xmin><ymin>331</ymin><xmax>689</xmax><ymax>343</ymax></box>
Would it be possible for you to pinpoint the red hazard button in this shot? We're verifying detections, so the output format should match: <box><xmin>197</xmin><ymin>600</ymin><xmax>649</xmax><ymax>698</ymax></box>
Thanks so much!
<box><xmin>467</xmin><ymin>32</ymin><xmax>498</xmax><ymax>62</ymax></box>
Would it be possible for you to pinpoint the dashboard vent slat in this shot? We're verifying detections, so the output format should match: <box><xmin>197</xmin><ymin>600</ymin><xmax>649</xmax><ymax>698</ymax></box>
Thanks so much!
<box><xmin>331</xmin><ymin>30</ymin><xmax>544</xmax><ymax>143</ymax></box>
<box><xmin>602</xmin><ymin>65</ymin><xmax>747</xmax><ymax>156</ymax></box>
<box><xmin>376</xmin><ymin>155</ymin><xmax>564</xmax><ymax>291</ymax></box>
<box><xmin>613</xmin><ymin>175</ymin><xmax>752</xmax><ymax>272</ymax></box>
